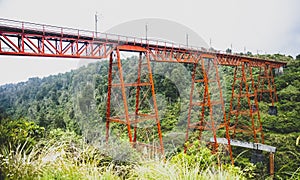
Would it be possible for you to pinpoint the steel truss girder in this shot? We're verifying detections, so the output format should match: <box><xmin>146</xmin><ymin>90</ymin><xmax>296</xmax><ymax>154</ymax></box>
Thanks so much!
<box><xmin>147</xmin><ymin>48</ymin><xmax>202</xmax><ymax>63</ymax></box>
<box><xmin>0</xmin><ymin>18</ymin><xmax>286</xmax><ymax>68</ymax></box>
<box><xmin>0</xmin><ymin>30</ymin><xmax>115</xmax><ymax>59</ymax></box>
<box><xmin>215</xmin><ymin>53</ymin><xmax>285</xmax><ymax>68</ymax></box>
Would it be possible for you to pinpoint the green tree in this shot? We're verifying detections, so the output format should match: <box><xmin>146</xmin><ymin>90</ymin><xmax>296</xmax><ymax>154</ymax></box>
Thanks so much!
<box><xmin>0</xmin><ymin>118</ymin><xmax>44</xmax><ymax>148</ymax></box>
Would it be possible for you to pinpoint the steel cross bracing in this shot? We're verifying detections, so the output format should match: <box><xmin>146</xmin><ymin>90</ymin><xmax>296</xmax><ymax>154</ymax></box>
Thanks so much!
<box><xmin>0</xmin><ymin>18</ymin><xmax>287</xmax><ymax>165</ymax></box>
<box><xmin>105</xmin><ymin>48</ymin><xmax>164</xmax><ymax>155</ymax></box>
<box><xmin>227</xmin><ymin>61</ymin><xmax>264</xmax><ymax>143</ymax></box>
<box><xmin>185</xmin><ymin>55</ymin><xmax>234</xmax><ymax>164</ymax></box>
<box><xmin>0</xmin><ymin>18</ymin><xmax>286</xmax><ymax>67</ymax></box>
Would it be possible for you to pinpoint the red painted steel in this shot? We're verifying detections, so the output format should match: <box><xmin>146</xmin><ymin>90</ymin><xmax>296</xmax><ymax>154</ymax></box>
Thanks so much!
<box><xmin>257</xmin><ymin>64</ymin><xmax>278</xmax><ymax>105</ymax></box>
<box><xmin>133</xmin><ymin>53</ymin><xmax>142</xmax><ymax>143</ymax></box>
<box><xmin>185</xmin><ymin>55</ymin><xmax>233</xmax><ymax>164</ymax></box>
<box><xmin>0</xmin><ymin>18</ymin><xmax>287</xmax><ymax>167</ymax></box>
<box><xmin>212</xmin><ymin>58</ymin><xmax>234</xmax><ymax>165</ymax></box>
<box><xmin>0</xmin><ymin>18</ymin><xmax>286</xmax><ymax>67</ymax></box>
<box><xmin>105</xmin><ymin>48</ymin><xmax>164</xmax><ymax>154</ymax></box>
<box><xmin>105</xmin><ymin>52</ymin><xmax>113</xmax><ymax>143</ymax></box>
<box><xmin>227</xmin><ymin>61</ymin><xmax>264</xmax><ymax>144</ymax></box>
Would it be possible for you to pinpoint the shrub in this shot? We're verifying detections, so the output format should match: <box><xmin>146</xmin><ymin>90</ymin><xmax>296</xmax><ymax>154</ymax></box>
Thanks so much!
<box><xmin>0</xmin><ymin>118</ymin><xmax>44</xmax><ymax>149</ymax></box>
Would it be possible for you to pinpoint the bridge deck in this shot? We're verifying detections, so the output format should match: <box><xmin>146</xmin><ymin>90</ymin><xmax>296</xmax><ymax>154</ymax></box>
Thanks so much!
<box><xmin>0</xmin><ymin>18</ymin><xmax>286</xmax><ymax>68</ymax></box>
<box><xmin>210</xmin><ymin>137</ymin><xmax>276</xmax><ymax>153</ymax></box>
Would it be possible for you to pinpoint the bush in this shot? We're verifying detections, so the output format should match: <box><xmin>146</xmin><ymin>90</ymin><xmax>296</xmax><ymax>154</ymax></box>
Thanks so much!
<box><xmin>0</xmin><ymin>118</ymin><xmax>44</xmax><ymax>149</ymax></box>
<box><xmin>171</xmin><ymin>141</ymin><xmax>216</xmax><ymax>170</ymax></box>
<box><xmin>0</xmin><ymin>135</ymin><xmax>116</xmax><ymax>179</ymax></box>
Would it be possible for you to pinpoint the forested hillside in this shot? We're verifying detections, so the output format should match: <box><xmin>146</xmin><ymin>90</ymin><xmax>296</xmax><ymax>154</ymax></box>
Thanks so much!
<box><xmin>0</xmin><ymin>54</ymin><xmax>299</xmax><ymax>179</ymax></box>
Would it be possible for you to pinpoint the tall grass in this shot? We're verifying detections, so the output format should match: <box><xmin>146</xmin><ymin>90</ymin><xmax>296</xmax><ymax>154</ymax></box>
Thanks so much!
<box><xmin>0</xmin><ymin>138</ymin><xmax>130</xmax><ymax>179</ymax></box>
<box><xmin>134</xmin><ymin>158</ymin><xmax>245</xmax><ymax>180</ymax></box>
<box><xmin>0</xmin><ymin>136</ymin><xmax>247</xmax><ymax>179</ymax></box>
<box><xmin>0</xmin><ymin>142</ymin><xmax>42</xmax><ymax>179</ymax></box>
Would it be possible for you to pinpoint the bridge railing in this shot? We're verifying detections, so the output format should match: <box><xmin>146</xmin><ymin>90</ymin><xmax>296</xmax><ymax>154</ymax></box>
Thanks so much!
<box><xmin>0</xmin><ymin>18</ymin><xmax>23</xmax><ymax>30</ymax></box>
<box><xmin>2</xmin><ymin>18</ymin><xmax>282</xmax><ymax>62</ymax></box>
<box><xmin>0</xmin><ymin>18</ymin><xmax>211</xmax><ymax>53</ymax></box>
<box><xmin>0</xmin><ymin>18</ymin><xmax>287</xmax><ymax>66</ymax></box>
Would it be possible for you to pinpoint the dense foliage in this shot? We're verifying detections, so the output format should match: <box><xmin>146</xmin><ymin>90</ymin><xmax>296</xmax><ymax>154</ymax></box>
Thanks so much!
<box><xmin>0</xmin><ymin>54</ymin><xmax>299</xmax><ymax>179</ymax></box>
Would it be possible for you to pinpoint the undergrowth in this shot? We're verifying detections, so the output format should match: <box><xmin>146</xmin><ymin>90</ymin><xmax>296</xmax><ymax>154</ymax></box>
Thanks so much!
<box><xmin>0</xmin><ymin>131</ymin><xmax>249</xmax><ymax>180</ymax></box>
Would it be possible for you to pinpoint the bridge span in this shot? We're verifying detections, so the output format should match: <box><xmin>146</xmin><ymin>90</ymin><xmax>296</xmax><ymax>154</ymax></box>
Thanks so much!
<box><xmin>0</xmin><ymin>18</ymin><xmax>285</xmax><ymax>67</ymax></box>
<box><xmin>0</xmin><ymin>18</ymin><xmax>287</xmax><ymax>175</ymax></box>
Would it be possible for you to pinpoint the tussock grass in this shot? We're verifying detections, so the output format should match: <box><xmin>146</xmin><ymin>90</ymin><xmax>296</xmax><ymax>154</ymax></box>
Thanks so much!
<box><xmin>0</xmin><ymin>138</ymin><xmax>125</xmax><ymax>179</ymax></box>
<box><xmin>0</xmin><ymin>136</ymin><xmax>246</xmax><ymax>180</ymax></box>
<box><xmin>134</xmin><ymin>157</ymin><xmax>245</xmax><ymax>180</ymax></box>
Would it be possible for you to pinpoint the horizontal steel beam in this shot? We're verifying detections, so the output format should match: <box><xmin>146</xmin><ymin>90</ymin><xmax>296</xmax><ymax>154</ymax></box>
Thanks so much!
<box><xmin>0</xmin><ymin>18</ymin><xmax>287</xmax><ymax>68</ymax></box>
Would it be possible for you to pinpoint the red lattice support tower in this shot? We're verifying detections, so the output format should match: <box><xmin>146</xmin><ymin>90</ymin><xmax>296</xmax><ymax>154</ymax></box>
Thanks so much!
<box><xmin>185</xmin><ymin>54</ymin><xmax>233</xmax><ymax>164</ymax></box>
<box><xmin>257</xmin><ymin>63</ymin><xmax>278</xmax><ymax>115</ymax></box>
<box><xmin>0</xmin><ymin>18</ymin><xmax>288</xmax><ymax>169</ymax></box>
<box><xmin>228</xmin><ymin>60</ymin><xmax>264</xmax><ymax>144</ymax></box>
<box><xmin>105</xmin><ymin>46</ymin><xmax>164</xmax><ymax>155</ymax></box>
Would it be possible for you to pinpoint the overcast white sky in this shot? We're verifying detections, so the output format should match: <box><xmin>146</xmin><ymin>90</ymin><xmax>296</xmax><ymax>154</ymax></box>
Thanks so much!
<box><xmin>0</xmin><ymin>0</ymin><xmax>299</xmax><ymax>85</ymax></box>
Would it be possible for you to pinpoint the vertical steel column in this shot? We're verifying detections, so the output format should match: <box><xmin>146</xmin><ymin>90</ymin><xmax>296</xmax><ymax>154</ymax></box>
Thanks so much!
<box><xmin>199</xmin><ymin>59</ymin><xmax>208</xmax><ymax>141</ymax></box>
<box><xmin>21</xmin><ymin>22</ymin><xmax>24</xmax><ymax>52</ymax></box>
<box><xmin>257</xmin><ymin>66</ymin><xmax>265</xmax><ymax>102</ymax></box>
<box><xmin>212</xmin><ymin>58</ymin><xmax>233</xmax><ymax>165</ymax></box>
<box><xmin>133</xmin><ymin>52</ymin><xmax>142</xmax><ymax>143</ymax></box>
<box><xmin>146</xmin><ymin>51</ymin><xmax>164</xmax><ymax>154</ymax></box>
<box><xmin>42</xmin><ymin>28</ymin><xmax>45</xmax><ymax>54</ymax></box>
<box><xmin>116</xmin><ymin>48</ymin><xmax>133</xmax><ymax>142</ymax></box>
<box><xmin>185</xmin><ymin>62</ymin><xmax>197</xmax><ymax>152</ymax></box>
<box><xmin>271</xmin><ymin>67</ymin><xmax>278</xmax><ymax>103</ymax></box>
<box><xmin>270</xmin><ymin>152</ymin><xmax>275</xmax><ymax>178</ymax></box>
<box><xmin>105</xmin><ymin>52</ymin><xmax>113</xmax><ymax>142</ymax></box>
<box><xmin>105</xmin><ymin>49</ymin><xmax>133</xmax><ymax>144</ymax></box>
<box><xmin>249</xmin><ymin>63</ymin><xmax>264</xmax><ymax>143</ymax></box>
<box><xmin>60</xmin><ymin>28</ymin><xmax>63</xmax><ymax>54</ymax></box>
<box><xmin>228</xmin><ymin>66</ymin><xmax>237</xmax><ymax>131</ymax></box>
<box><xmin>233</xmin><ymin>64</ymin><xmax>243</xmax><ymax>138</ymax></box>
<box><xmin>201</xmin><ymin>59</ymin><xmax>218</xmax><ymax>151</ymax></box>
<box><xmin>244</xmin><ymin>62</ymin><xmax>257</xmax><ymax>142</ymax></box>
